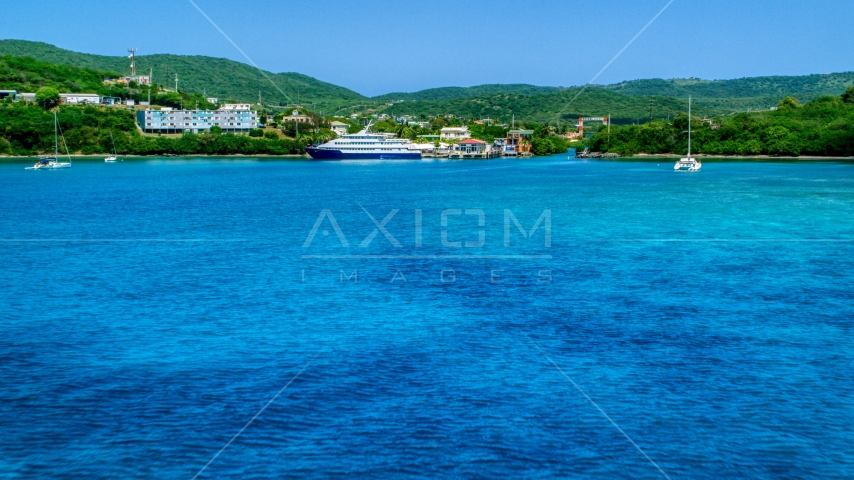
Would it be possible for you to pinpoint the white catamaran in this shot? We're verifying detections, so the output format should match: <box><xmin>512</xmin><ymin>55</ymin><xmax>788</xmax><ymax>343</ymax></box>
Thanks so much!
<box><xmin>26</xmin><ymin>111</ymin><xmax>71</xmax><ymax>170</ymax></box>
<box><xmin>105</xmin><ymin>130</ymin><xmax>119</xmax><ymax>162</ymax></box>
<box><xmin>674</xmin><ymin>96</ymin><xmax>701</xmax><ymax>172</ymax></box>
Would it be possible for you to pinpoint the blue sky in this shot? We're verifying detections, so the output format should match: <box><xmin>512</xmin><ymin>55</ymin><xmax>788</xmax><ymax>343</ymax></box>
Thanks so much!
<box><xmin>1</xmin><ymin>0</ymin><xmax>851</xmax><ymax>97</ymax></box>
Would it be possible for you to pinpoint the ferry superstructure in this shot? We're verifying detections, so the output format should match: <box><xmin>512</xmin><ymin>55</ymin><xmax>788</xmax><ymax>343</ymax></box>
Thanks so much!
<box><xmin>306</xmin><ymin>126</ymin><xmax>421</xmax><ymax>160</ymax></box>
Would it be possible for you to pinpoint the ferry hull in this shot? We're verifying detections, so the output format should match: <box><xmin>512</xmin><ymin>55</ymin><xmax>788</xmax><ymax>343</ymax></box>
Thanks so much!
<box><xmin>306</xmin><ymin>148</ymin><xmax>421</xmax><ymax>160</ymax></box>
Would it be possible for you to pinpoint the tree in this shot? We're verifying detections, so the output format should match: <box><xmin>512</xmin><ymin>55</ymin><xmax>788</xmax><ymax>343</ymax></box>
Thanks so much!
<box><xmin>842</xmin><ymin>86</ymin><xmax>854</xmax><ymax>104</ymax></box>
<box><xmin>36</xmin><ymin>87</ymin><xmax>60</xmax><ymax>108</ymax></box>
<box><xmin>263</xmin><ymin>131</ymin><xmax>279</xmax><ymax>140</ymax></box>
<box><xmin>778</xmin><ymin>96</ymin><xmax>801</xmax><ymax>111</ymax></box>
<box><xmin>210</xmin><ymin>125</ymin><xmax>223</xmax><ymax>135</ymax></box>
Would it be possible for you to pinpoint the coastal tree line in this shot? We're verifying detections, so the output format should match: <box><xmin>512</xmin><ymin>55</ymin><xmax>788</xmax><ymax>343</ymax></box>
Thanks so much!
<box><xmin>584</xmin><ymin>89</ymin><xmax>854</xmax><ymax>157</ymax></box>
<box><xmin>0</xmin><ymin>102</ymin><xmax>304</xmax><ymax>156</ymax></box>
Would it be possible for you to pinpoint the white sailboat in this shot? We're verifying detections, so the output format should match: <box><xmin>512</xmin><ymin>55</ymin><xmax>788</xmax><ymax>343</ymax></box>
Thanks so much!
<box><xmin>674</xmin><ymin>96</ymin><xmax>701</xmax><ymax>172</ymax></box>
<box><xmin>26</xmin><ymin>111</ymin><xmax>71</xmax><ymax>170</ymax></box>
<box><xmin>105</xmin><ymin>130</ymin><xmax>119</xmax><ymax>162</ymax></box>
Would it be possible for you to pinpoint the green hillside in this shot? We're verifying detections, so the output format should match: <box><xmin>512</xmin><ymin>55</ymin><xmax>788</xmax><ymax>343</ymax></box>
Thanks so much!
<box><xmin>361</xmin><ymin>88</ymin><xmax>710</xmax><ymax>125</ymax></box>
<box><xmin>0</xmin><ymin>55</ymin><xmax>121</xmax><ymax>93</ymax></box>
<box><xmin>0</xmin><ymin>55</ymin><xmax>218</xmax><ymax>111</ymax></box>
<box><xmin>0</xmin><ymin>40</ymin><xmax>366</xmax><ymax>109</ymax></box>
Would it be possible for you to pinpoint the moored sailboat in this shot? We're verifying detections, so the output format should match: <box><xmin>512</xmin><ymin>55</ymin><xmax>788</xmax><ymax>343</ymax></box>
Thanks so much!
<box><xmin>105</xmin><ymin>130</ymin><xmax>119</xmax><ymax>162</ymax></box>
<box><xmin>26</xmin><ymin>111</ymin><xmax>71</xmax><ymax>170</ymax></box>
<box><xmin>674</xmin><ymin>96</ymin><xmax>701</xmax><ymax>172</ymax></box>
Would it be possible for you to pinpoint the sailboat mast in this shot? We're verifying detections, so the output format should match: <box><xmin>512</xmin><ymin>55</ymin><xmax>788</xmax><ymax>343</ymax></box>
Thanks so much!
<box><xmin>54</xmin><ymin>111</ymin><xmax>58</xmax><ymax>158</ymax></box>
<box><xmin>688</xmin><ymin>96</ymin><xmax>692</xmax><ymax>158</ymax></box>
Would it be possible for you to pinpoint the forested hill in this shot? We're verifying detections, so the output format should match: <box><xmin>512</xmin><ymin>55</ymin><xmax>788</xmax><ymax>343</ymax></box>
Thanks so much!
<box><xmin>602</xmin><ymin>74</ymin><xmax>854</xmax><ymax>102</ymax></box>
<box><xmin>0</xmin><ymin>40</ymin><xmax>366</xmax><ymax>108</ymax></box>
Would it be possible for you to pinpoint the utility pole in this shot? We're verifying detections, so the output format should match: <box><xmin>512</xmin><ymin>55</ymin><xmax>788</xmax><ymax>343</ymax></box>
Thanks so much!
<box><xmin>649</xmin><ymin>97</ymin><xmax>654</xmax><ymax>124</ymax></box>
<box><xmin>174</xmin><ymin>73</ymin><xmax>178</xmax><ymax>92</ymax></box>
<box><xmin>147</xmin><ymin>67</ymin><xmax>152</xmax><ymax>110</ymax></box>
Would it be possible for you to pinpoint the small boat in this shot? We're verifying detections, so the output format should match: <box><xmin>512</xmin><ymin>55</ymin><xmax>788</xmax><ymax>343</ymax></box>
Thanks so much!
<box><xmin>105</xmin><ymin>130</ymin><xmax>119</xmax><ymax>162</ymax></box>
<box><xmin>674</xmin><ymin>96</ymin><xmax>701</xmax><ymax>172</ymax></box>
<box><xmin>26</xmin><ymin>111</ymin><xmax>71</xmax><ymax>170</ymax></box>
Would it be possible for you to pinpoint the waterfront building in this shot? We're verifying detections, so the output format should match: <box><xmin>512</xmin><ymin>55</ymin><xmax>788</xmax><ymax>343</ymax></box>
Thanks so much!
<box><xmin>330</xmin><ymin>121</ymin><xmax>349</xmax><ymax>136</ymax></box>
<box><xmin>136</xmin><ymin>107</ymin><xmax>258</xmax><ymax>134</ymax></box>
<box><xmin>449</xmin><ymin>139</ymin><xmax>498</xmax><ymax>159</ymax></box>
<box><xmin>60</xmin><ymin>93</ymin><xmax>101</xmax><ymax>105</ymax></box>
<box><xmin>502</xmin><ymin>129</ymin><xmax>534</xmax><ymax>156</ymax></box>
<box><xmin>440</xmin><ymin>126</ymin><xmax>471</xmax><ymax>140</ymax></box>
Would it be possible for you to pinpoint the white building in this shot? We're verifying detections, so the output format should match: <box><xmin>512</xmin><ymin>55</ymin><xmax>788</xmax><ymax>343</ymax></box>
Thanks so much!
<box><xmin>219</xmin><ymin>103</ymin><xmax>252</xmax><ymax>111</ymax></box>
<box><xmin>60</xmin><ymin>93</ymin><xmax>101</xmax><ymax>105</ymax></box>
<box><xmin>281</xmin><ymin>114</ymin><xmax>311</xmax><ymax>123</ymax></box>
<box><xmin>330</xmin><ymin>121</ymin><xmax>349</xmax><ymax>137</ymax></box>
<box><xmin>117</xmin><ymin>75</ymin><xmax>150</xmax><ymax>86</ymax></box>
<box><xmin>206</xmin><ymin>97</ymin><xmax>218</xmax><ymax>104</ymax></box>
<box><xmin>137</xmin><ymin>108</ymin><xmax>258</xmax><ymax>134</ymax></box>
<box><xmin>440</xmin><ymin>126</ymin><xmax>471</xmax><ymax>140</ymax></box>
<box><xmin>17</xmin><ymin>92</ymin><xmax>36</xmax><ymax>102</ymax></box>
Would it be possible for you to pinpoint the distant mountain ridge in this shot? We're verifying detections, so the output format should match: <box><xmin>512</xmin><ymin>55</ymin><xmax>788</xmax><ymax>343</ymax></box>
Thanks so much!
<box><xmin>373</xmin><ymin>84</ymin><xmax>565</xmax><ymax>101</ymax></box>
<box><xmin>0</xmin><ymin>40</ymin><xmax>366</xmax><ymax>109</ymax></box>
<box><xmin>377</xmin><ymin>74</ymin><xmax>854</xmax><ymax>104</ymax></box>
<box><xmin>602</xmin><ymin>74</ymin><xmax>854</xmax><ymax>101</ymax></box>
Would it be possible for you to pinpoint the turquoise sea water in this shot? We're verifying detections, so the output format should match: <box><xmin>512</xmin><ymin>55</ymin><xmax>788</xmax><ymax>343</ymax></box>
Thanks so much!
<box><xmin>1</xmin><ymin>156</ymin><xmax>853</xmax><ymax>479</ymax></box>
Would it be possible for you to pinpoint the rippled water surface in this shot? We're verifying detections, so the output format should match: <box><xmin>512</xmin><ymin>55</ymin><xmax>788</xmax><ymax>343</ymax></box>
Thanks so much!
<box><xmin>1</xmin><ymin>156</ymin><xmax>853</xmax><ymax>479</ymax></box>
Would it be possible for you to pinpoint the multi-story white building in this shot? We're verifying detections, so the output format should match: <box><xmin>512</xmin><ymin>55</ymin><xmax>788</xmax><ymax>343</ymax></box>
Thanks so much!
<box><xmin>137</xmin><ymin>107</ymin><xmax>258</xmax><ymax>134</ymax></box>
<box><xmin>440</xmin><ymin>126</ymin><xmax>471</xmax><ymax>140</ymax></box>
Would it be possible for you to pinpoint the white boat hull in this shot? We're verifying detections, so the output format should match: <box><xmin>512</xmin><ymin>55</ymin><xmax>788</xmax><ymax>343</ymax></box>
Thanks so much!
<box><xmin>26</xmin><ymin>162</ymin><xmax>71</xmax><ymax>170</ymax></box>
<box><xmin>674</xmin><ymin>157</ymin><xmax>701</xmax><ymax>171</ymax></box>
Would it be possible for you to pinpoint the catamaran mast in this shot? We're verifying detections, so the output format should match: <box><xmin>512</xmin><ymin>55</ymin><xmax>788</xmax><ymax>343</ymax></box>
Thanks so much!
<box><xmin>688</xmin><ymin>96</ymin><xmax>692</xmax><ymax>158</ymax></box>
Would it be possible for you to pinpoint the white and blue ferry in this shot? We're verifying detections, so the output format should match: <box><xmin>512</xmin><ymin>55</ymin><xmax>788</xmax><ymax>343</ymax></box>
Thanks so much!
<box><xmin>306</xmin><ymin>124</ymin><xmax>421</xmax><ymax>160</ymax></box>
